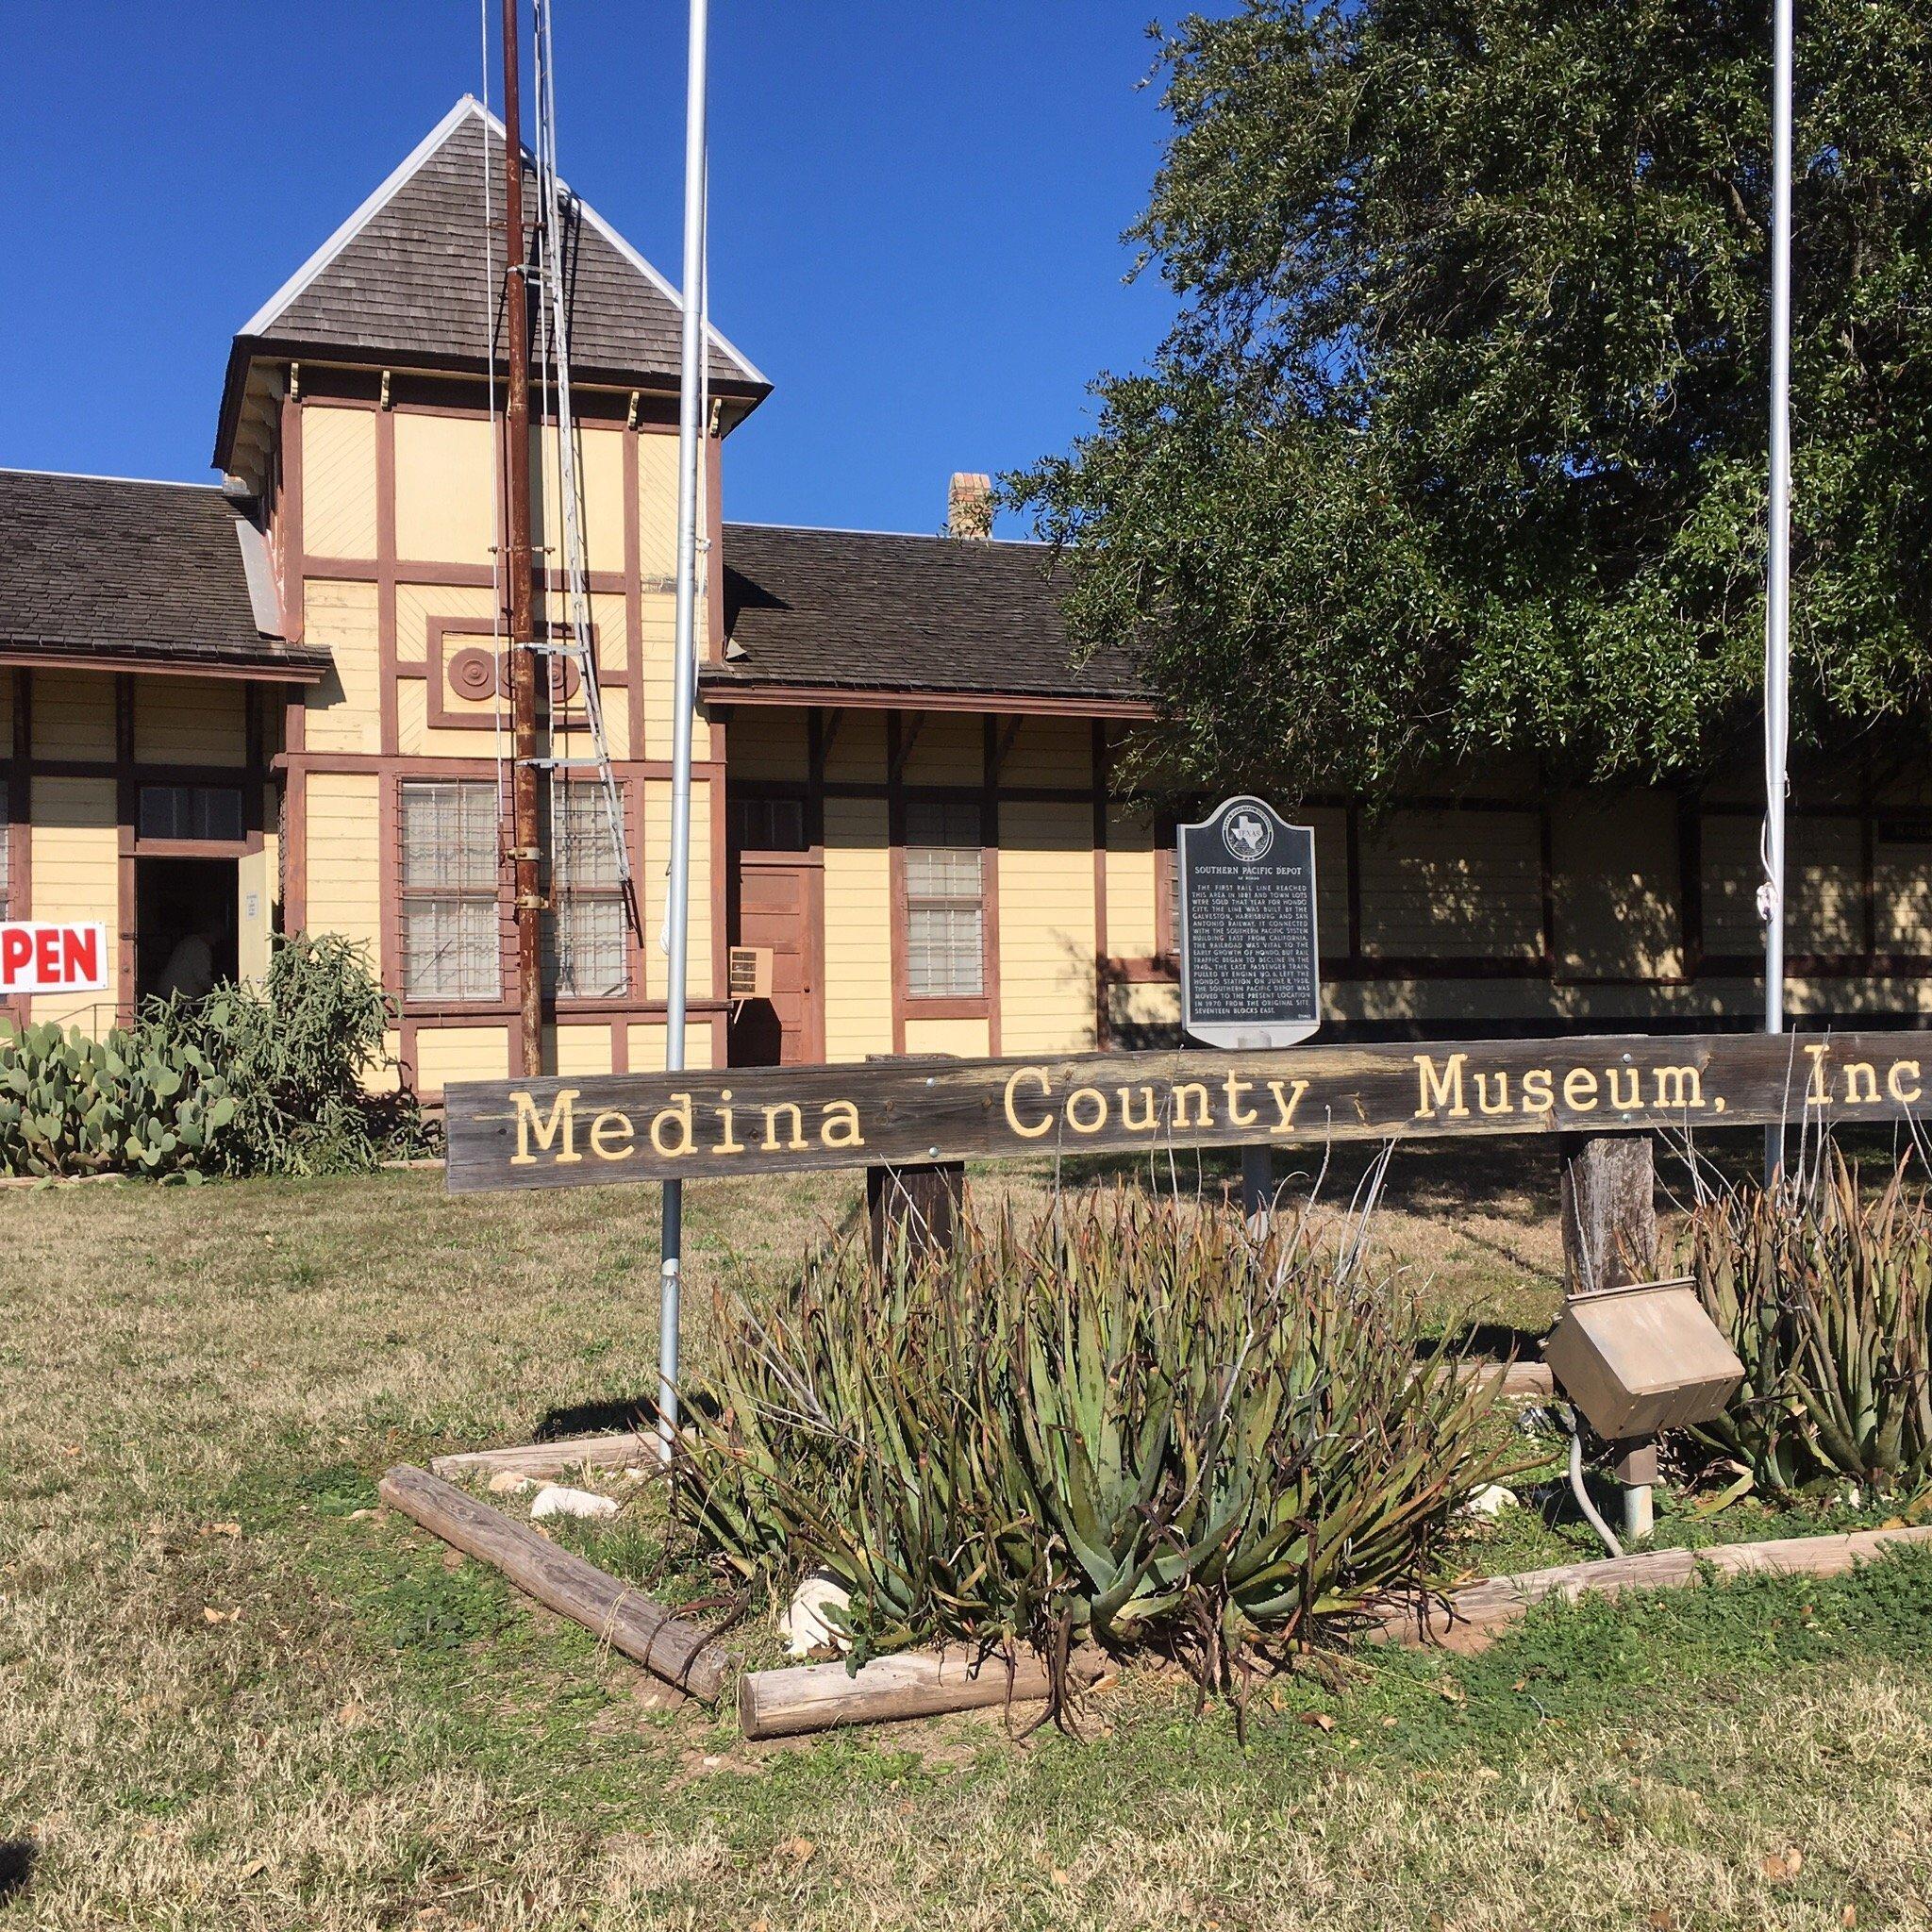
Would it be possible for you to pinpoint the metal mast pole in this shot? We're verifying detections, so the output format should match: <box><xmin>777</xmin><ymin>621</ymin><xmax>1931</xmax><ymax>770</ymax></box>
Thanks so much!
<box><xmin>658</xmin><ymin>0</ymin><xmax>710</xmax><ymax>1462</ymax></box>
<box><xmin>1762</xmin><ymin>0</ymin><xmax>1794</xmax><ymax>1180</ymax></box>
<box><xmin>502</xmin><ymin>0</ymin><xmax>544</xmax><ymax>1079</ymax></box>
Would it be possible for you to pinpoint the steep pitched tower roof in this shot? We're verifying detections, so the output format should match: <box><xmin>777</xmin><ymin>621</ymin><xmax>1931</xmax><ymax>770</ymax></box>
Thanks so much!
<box><xmin>217</xmin><ymin>97</ymin><xmax>768</xmax><ymax>476</ymax></box>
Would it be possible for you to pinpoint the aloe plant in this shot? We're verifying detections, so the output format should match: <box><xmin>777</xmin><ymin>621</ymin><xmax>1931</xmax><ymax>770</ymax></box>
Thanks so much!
<box><xmin>675</xmin><ymin>1191</ymin><xmax>1509</xmax><ymax>1690</ymax></box>
<box><xmin>1681</xmin><ymin>1152</ymin><xmax>1932</xmax><ymax>1497</ymax></box>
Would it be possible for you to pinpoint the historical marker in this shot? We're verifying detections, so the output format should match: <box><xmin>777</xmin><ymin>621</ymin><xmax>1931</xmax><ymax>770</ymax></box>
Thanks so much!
<box><xmin>1178</xmin><ymin>796</ymin><xmax>1320</xmax><ymax>1050</ymax></box>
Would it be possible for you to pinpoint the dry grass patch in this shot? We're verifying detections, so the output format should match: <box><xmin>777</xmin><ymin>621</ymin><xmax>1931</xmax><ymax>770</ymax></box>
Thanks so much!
<box><xmin>1</xmin><ymin>1154</ymin><xmax>1926</xmax><ymax>1929</ymax></box>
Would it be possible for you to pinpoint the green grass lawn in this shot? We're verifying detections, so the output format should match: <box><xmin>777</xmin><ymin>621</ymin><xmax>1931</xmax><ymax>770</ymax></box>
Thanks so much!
<box><xmin>2</xmin><ymin>1153</ymin><xmax>1929</xmax><ymax>1929</ymax></box>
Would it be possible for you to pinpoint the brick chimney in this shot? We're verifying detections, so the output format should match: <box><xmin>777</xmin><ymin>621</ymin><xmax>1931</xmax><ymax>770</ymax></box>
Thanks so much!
<box><xmin>946</xmin><ymin>472</ymin><xmax>994</xmax><ymax>541</ymax></box>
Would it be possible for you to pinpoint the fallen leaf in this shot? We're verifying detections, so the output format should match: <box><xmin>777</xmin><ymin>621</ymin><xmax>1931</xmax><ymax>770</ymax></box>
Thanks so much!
<box><xmin>1299</xmin><ymin>1711</ymin><xmax>1337</xmax><ymax>1733</ymax></box>
<box><xmin>776</xmin><ymin>1836</ymin><xmax>816</xmax><ymax>1868</ymax></box>
<box><xmin>1051</xmin><ymin>1868</ymin><xmax>1071</xmax><ymax>1887</ymax></box>
<box><xmin>337</xmin><ymin>1701</ymin><xmax>366</xmax><ymax>1729</ymax></box>
<box><xmin>1381</xmin><ymin>1714</ymin><xmax>1398</xmax><ymax>1728</ymax></box>
<box><xmin>1842</xmin><ymin>1907</ymin><xmax>1857</xmax><ymax>1927</ymax></box>
<box><xmin>240</xmin><ymin>1857</ymin><xmax>269</xmax><ymax>1881</ymax></box>
<box><xmin>1648</xmin><ymin>1909</ymin><xmax>1674</xmax><ymax>1930</ymax></box>
<box><xmin>202</xmin><ymin>1605</ymin><xmax>240</xmax><ymax>1624</ymax></box>
<box><xmin>1762</xmin><ymin>1847</ymin><xmax>1804</xmax><ymax>1883</ymax></box>
<box><xmin>200</xmin><ymin>1522</ymin><xmax>242</xmax><ymax>1539</ymax></box>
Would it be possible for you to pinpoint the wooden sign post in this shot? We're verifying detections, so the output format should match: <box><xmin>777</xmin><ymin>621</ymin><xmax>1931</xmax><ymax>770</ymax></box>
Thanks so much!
<box><xmin>1559</xmin><ymin>1129</ymin><xmax>1662</xmax><ymax>1538</ymax></box>
<box><xmin>1177</xmin><ymin>796</ymin><xmax>1322</xmax><ymax>1221</ymax></box>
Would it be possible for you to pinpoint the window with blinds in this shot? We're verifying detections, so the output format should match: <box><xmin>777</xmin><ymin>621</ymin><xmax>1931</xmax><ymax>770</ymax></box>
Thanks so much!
<box><xmin>400</xmin><ymin>780</ymin><xmax>501</xmax><ymax>1002</ymax></box>
<box><xmin>904</xmin><ymin>799</ymin><xmax>984</xmax><ymax>998</ymax></box>
<box><xmin>547</xmin><ymin>782</ymin><xmax>628</xmax><ymax>999</ymax></box>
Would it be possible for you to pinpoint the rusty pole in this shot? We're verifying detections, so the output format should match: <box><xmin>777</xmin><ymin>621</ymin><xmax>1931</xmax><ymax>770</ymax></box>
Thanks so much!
<box><xmin>502</xmin><ymin>0</ymin><xmax>544</xmax><ymax>1076</ymax></box>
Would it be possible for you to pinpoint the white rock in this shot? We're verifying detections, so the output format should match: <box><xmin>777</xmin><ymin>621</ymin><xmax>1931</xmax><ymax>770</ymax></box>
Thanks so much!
<box><xmin>487</xmin><ymin>1472</ymin><xmax>533</xmax><ymax>1496</ymax></box>
<box><xmin>1459</xmin><ymin>1483</ymin><xmax>1521</xmax><ymax>1520</ymax></box>
<box><xmin>777</xmin><ymin>1569</ymin><xmax>852</xmax><ymax>1657</ymax></box>
<box><xmin>530</xmin><ymin>1483</ymin><xmax>619</xmax><ymax>1523</ymax></box>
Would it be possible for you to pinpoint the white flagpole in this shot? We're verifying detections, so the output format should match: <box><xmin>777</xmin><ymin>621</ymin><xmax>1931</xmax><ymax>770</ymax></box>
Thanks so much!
<box><xmin>658</xmin><ymin>0</ymin><xmax>710</xmax><ymax>1462</ymax></box>
<box><xmin>1762</xmin><ymin>0</ymin><xmax>1794</xmax><ymax>1182</ymax></box>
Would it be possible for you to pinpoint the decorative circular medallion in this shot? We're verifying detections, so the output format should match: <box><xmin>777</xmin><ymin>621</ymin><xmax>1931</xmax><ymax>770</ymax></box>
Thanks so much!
<box><xmin>448</xmin><ymin>645</ymin><xmax>500</xmax><ymax>703</ymax></box>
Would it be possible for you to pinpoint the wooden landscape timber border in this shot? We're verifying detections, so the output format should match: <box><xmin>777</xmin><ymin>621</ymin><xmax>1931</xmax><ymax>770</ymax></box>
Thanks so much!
<box><xmin>427</xmin><ymin>1432</ymin><xmax>658</xmax><ymax>1482</ymax></box>
<box><xmin>1364</xmin><ymin>1523</ymin><xmax>1932</xmax><ymax>1656</ymax></box>
<box><xmin>741</xmin><ymin>1642</ymin><xmax>1109</xmax><ymax>1740</ymax></box>
<box><xmin>444</xmin><ymin>1028</ymin><xmax>1932</xmax><ymax>1191</ymax></box>
<box><xmin>738</xmin><ymin>1525</ymin><xmax>1932</xmax><ymax>1739</ymax></box>
<box><xmin>378</xmin><ymin>1465</ymin><xmax>732</xmax><ymax>1701</ymax></box>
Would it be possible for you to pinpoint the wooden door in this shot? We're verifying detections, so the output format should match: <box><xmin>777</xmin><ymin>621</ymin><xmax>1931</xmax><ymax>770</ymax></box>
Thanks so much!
<box><xmin>728</xmin><ymin>843</ymin><xmax>822</xmax><ymax>1067</ymax></box>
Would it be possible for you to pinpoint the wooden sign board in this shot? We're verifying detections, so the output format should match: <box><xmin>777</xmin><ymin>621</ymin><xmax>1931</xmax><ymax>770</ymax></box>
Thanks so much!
<box><xmin>1178</xmin><ymin>797</ymin><xmax>1320</xmax><ymax>1049</ymax></box>
<box><xmin>444</xmin><ymin>1029</ymin><xmax>1928</xmax><ymax>1193</ymax></box>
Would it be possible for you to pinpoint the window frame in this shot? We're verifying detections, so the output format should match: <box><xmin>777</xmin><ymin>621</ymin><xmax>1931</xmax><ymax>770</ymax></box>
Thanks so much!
<box><xmin>897</xmin><ymin>790</ymin><xmax>990</xmax><ymax>1016</ymax></box>
<box><xmin>545</xmin><ymin>777</ymin><xmax>633</xmax><ymax>1005</ymax></box>
<box><xmin>1153</xmin><ymin>813</ymin><xmax>1183</xmax><ymax>970</ymax></box>
<box><xmin>396</xmin><ymin>776</ymin><xmax>506</xmax><ymax>1008</ymax></box>
<box><xmin>132</xmin><ymin>782</ymin><xmax>250</xmax><ymax>856</ymax></box>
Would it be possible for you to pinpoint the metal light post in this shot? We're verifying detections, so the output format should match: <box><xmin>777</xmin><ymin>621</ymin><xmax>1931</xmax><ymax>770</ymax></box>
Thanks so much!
<box><xmin>658</xmin><ymin>0</ymin><xmax>711</xmax><ymax>1463</ymax></box>
<box><xmin>1761</xmin><ymin>0</ymin><xmax>1794</xmax><ymax>1182</ymax></box>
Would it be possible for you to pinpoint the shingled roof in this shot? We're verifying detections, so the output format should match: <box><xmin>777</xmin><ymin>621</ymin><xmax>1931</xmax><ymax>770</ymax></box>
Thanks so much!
<box><xmin>218</xmin><ymin>97</ymin><xmax>766</xmax><ymax>467</ymax></box>
<box><xmin>0</xmin><ymin>470</ymin><xmax>328</xmax><ymax>681</ymax></box>
<box><xmin>706</xmin><ymin>524</ymin><xmax>1151</xmax><ymax>711</ymax></box>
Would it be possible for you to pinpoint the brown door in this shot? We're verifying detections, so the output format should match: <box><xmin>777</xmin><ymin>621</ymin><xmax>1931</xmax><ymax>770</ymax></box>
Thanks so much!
<box><xmin>727</xmin><ymin>794</ymin><xmax>822</xmax><ymax>1065</ymax></box>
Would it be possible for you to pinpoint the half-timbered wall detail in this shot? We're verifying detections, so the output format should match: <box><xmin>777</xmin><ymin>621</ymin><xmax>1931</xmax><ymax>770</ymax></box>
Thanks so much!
<box><xmin>276</xmin><ymin>371</ymin><xmax>730</xmax><ymax>1091</ymax></box>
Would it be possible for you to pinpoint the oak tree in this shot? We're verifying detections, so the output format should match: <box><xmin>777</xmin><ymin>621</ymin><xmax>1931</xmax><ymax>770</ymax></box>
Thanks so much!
<box><xmin>1010</xmin><ymin>0</ymin><xmax>1932</xmax><ymax>797</ymax></box>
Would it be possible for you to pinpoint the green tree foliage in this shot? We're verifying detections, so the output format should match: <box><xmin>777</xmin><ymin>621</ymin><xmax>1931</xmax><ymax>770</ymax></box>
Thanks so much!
<box><xmin>1009</xmin><ymin>0</ymin><xmax>1932</xmax><ymax>797</ymax></box>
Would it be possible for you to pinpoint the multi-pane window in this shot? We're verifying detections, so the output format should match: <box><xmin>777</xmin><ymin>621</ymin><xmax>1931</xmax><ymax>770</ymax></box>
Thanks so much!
<box><xmin>728</xmin><ymin>794</ymin><xmax>808</xmax><ymax>853</ymax></box>
<box><xmin>547</xmin><ymin>781</ymin><xmax>628</xmax><ymax>999</ymax></box>
<box><xmin>400</xmin><ymin>780</ymin><xmax>501</xmax><ymax>1002</ymax></box>
<box><xmin>139</xmin><ymin>785</ymin><xmax>244</xmax><ymax>842</ymax></box>
<box><xmin>904</xmin><ymin>799</ymin><xmax>984</xmax><ymax>999</ymax></box>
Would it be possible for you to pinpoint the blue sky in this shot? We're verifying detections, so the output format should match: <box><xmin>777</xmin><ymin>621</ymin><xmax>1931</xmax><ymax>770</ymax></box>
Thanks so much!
<box><xmin>9</xmin><ymin>1</ymin><xmax>1181</xmax><ymax>538</ymax></box>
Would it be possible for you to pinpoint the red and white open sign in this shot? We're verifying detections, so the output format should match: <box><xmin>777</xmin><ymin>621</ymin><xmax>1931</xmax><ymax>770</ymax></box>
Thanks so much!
<box><xmin>0</xmin><ymin>923</ymin><xmax>109</xmax><ymax>994</ymax></box>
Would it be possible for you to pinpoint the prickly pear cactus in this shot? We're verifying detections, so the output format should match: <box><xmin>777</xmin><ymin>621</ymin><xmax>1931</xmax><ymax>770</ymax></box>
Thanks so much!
<box><xmin>0</xmin><ymin>1020</ymin><xmax>237</xmax><ymax>1179</ymax></box>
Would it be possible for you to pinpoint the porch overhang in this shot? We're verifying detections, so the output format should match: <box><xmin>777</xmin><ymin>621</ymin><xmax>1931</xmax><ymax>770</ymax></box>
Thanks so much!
<box><xmin>696</xmin><ymin>676</ymin><xmax>1157</xmax><ymax>722</ymax></box>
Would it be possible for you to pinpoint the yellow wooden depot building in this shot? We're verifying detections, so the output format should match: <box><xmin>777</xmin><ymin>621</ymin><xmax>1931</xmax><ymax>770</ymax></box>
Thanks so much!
<box><xmin>2</xmin><ymin>99</ymin><xmax>1927</xmax><ymax>1094</ymax></box>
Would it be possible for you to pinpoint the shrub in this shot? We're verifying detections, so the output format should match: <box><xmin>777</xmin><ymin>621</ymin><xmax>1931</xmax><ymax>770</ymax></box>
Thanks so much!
<box><xmin>138</xmin><ymin>934</ymin><xmax>429</xmax><ymax>1175</ymax></box>
<box><xmin>675</xmin><ymin>1191</ymin><xmax>1509</xmax><ymax>1691</ymax></box>
<box><xmin>0</xmin><ymin>1022</ymin><xmax>237</xmax><ymax>1180</ymax></box>
<box><xmin>0</xmin><ymin>935</ymin><xmax>427</xmax><ymax>1181</ymax></box>
<box><xmin>1681</xmin><ymin>1153</ymin><xmax>1932</xmax><ymax>1498</ymax></box>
